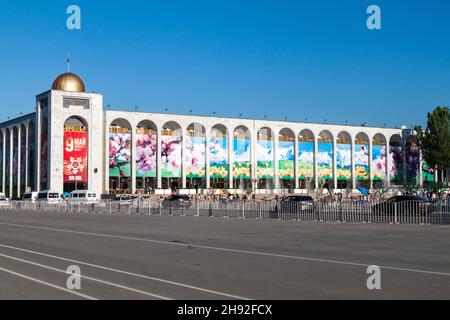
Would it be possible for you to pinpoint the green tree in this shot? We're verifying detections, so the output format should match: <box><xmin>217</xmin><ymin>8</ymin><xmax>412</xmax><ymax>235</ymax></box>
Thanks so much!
<box><xmin>414</xmin><ymin>106</ymin><xmax>450</xmax><ymax>183</ymax></box>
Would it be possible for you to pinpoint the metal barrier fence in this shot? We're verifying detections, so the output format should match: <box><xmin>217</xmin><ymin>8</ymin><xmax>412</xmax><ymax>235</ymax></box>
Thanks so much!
<box><xmin>3</xmin><ymin>199</ymin><xmax>450</xmax><ymax>226</ymax></box>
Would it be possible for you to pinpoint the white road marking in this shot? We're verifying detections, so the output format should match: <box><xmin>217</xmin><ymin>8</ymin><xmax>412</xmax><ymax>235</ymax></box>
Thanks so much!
<box><xmin>0</xmin><ymin>221</ymin><xmax>449</xmax><ymax>277</ymax></box>
<box><xmin>0</xmin><ymin>242</ymin><xmax>250</xmax><ymax>300</ymax></box>
<box><xmin>0</xmin><ymin>252</ymin><xmax>171</xmax><ymax>300</ymax></box>
<box><xmin>0</xmin><ymin>265</ymin><xmax>97</xmax><ymax>300</ymax></box>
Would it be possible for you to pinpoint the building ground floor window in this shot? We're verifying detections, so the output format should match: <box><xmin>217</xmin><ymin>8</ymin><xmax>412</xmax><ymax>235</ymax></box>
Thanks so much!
<box><xmin>109</xmin><ymin>177</ymin><xmax>132</xmax><ymax>194</ymax></box>
<box><xmin>186</xmin><ymin>178</ymin><xmax>206</xmax><ymax>192</ymax></box>
<box><xmin>258</xmin><ymin>178</ymin><xmax>274</xmax><ymax>190</ymax></box>
<box><xmin>279</xmin><ymin>179</ymin><xmax>295</xmax><ymax>190</ymax></box>
<box><xmin>64</xmin><ymin>182</ymin><xmax>88</xmax><ymax>193</ymax></box>
<box><xmin>161</xmin><ymin>178</ymin><xmax>181</xmax><ymax>192</ymax></box>
<box><xmin>210</xmin><ymin>178</ymin><xmax>228</xmax><ymax>189</ymax></box>
<box><xmin>299</xmin><ymin>178</ymin><xmax>315</xmax><ymax>190</ymax></box>
<box><xmin>234</xmin><ymin>178</ymin><xmax>252</xmax><ymax>191</ymax></box>
<box><xmin>337</xmin><ymin>180</ymin><xmax>351</xmax><ymax>190</ymax></box>
<box><xmin>136</xmin><ymin>177</ymin><xmax>156</xmax><ymax>194</ymax></box>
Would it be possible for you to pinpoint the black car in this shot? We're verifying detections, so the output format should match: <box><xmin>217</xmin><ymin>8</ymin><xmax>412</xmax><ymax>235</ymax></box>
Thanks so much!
<box><xmin>276</xmin><ymin>195</ymin><xmax>315</xmax><ymax>213</ymax></box>
<box><xmin>372</xmin><ymin>195</ymin><xmax>431</xmax><ymax>215</ymax></box>
<box><xmin>161</xmin><ymin>195</ymin><xmax>192</xmax><ymax>209</ymax></box>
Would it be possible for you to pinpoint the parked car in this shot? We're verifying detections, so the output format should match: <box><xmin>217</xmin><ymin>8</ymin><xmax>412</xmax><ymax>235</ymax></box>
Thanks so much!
<box><xmin>107</xmin><ymin>195</ymin><xmax>138</xmax><ymax>204</ymax></box>
<box><xmin>68</xmin><ymin>190</ymin><xmax>99</xmax><ymax>205</ymax></box>
<box><xmin>161</xmin><ymin>195</ymin><xmax>192</xmax><ymax>209</ymax></box>
<box><xmin>276</xmin><ymin>195</ymin><xmax>315</xmax><ymax>213</ymax></box>
<box><xmin>23</xmin><ymin>192</ymin><xmax>38</xmax><ymax>202</ymax></box>
<box><xmin>372</xmin><ymin>195</ymin><xmax>431</xmax><ymax>215</ymax></box>
<box><xmin>0</xmin><ymin>197</ymin><xmax>10</xmax><ymax>208</ymax></box>
<box><xmin>36</xmin><ymin>191</ymin><xmax>61</xmax><ymax>204</ymax></box>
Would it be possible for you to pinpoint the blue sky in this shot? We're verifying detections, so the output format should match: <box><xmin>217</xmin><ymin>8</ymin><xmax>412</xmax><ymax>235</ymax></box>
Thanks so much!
<box><xmin>0</xmin><ymin>0</ymin><xmax>448</xmax><ymax>127</ymax></box>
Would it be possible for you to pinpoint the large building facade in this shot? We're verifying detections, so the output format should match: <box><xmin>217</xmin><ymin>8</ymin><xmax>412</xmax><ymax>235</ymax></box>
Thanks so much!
<box><xmin>0</xmin><ymin>73</ymin><xmax>433</xmax><ymax>198</ymax></box>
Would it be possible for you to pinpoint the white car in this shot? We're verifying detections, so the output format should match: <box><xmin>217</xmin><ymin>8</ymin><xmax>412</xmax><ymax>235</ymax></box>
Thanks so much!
<box><xmin>68</xmin><ymin>190</ymin><xmax>99</xmax><ymax>205</ymax></box>
<box><xmin>0</xmin><ymin>198</ymin><xmax>10</xmax><ymax>208</ymax></box>
<box><xmin>36</xmin><ymin>191</ymin><xmax>61</xmax><ymax>204</ymax></box>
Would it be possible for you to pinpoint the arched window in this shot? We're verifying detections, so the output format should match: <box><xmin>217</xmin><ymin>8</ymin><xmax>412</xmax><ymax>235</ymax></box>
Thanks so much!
<box><xmin>278</xmin><ymin>129</ymin><xmax>295</xmax><ymax>190</ymax></box>
<box><xmin>355</xmin><ymin>133</ymin><xmax>370</xmax><ymax>188</ymax></box>
<box><xmin>109</xmin><ymin>119</ymin><xmax>132</xmax><ymax>194</ymax></box>
<box><xmin>318</xmin><ymin>130</ymin><xmax>334</xmax><ymax>188</ymax></box>
<box><xmin>136</xmin><ymin>120</ymin><xmax>157</xmax><ymax>194</ymax></box>
<box><xmin>298</xmin><ymin>129</ymin><xmax>315</xmax><ymax>190</ymax></box>
<box><xmin>372</xmin><ymin>134</ymin><xmax>387</xmax><ymax>188</ymax></box>
<box><xmin>336</xmin><ymin>132</ymin><xmax>352</xmax><ymax>189</ymax></box>
<box><xmin>257</xmin><ymin>127</ymin><xmax>274</xmax><ymax>190</ymax></box>
<box><xmin>210</xmin><ymin>125</ymin><xmax>229</xmax><ymax>189</ymax></box>
<box><xmin>28</xmin><ymin>122</ymin><xmax>36</xmax><ymax>192</ymax></box>
<box><xmin>233</xmin><ymin>126</ymin><xmax>251</xmax><ymax>192</ymax></box>
<box><xmin>389</xmin><ymin>134</ymin><xmax>403</xmax><ymax>185</ymax></box>
<box><xmin>186</xmin><ymin>123</ymin><xmax>206</xmax><ymax>191</ymax></box>
<box><xmin>161</xmin><ymin>122</ymin><xmax>182</xmax><ymax>191</ymax></box>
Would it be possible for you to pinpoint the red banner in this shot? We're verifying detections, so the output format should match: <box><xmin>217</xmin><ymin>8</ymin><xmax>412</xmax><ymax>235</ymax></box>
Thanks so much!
<box><xmin>64</xmin><ymin>131</ymin><xmax>88</xmax><ymax>183</ymax></box>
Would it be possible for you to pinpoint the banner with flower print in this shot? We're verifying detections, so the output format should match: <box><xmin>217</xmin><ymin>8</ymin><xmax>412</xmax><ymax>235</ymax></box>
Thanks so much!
<box><xmin>185</xmin><ymin>136</ymin><xmax>206</xmax><ymax>178</ymax></box>
<box><xmin>64</xmin><ymin>130</ymin><xmax>88</xmax><ymax>183</ymax></box>
<box><xmin>136</xmin><ymin>133</ymin><xmax>157</xmax><ymax>178</ymax></box>
<box><xmin>278</xmin><ymin>141</ymin><xmax>294</xmax><ymax>181</ymax></box>
<box><xmin>298</xmin><ymin>141</ymin><xmax>314</xmax><ymax>180</ymax></box>
<box><xmin>406</xmin><ymin>146</ymin><xmax>420</xmax><ymax>181</ymax></box>
<box><xmin>389</xmin><ymin>146</ymin><xmax>403</xmax><ymax>183</ymax></box>
<box><xmin>336</xmin><ymin>143</ymin><xmax>351</xmax><ymax>181</ymax></box>
<box><xmin>210</xmin><ymin>137</ymin><xmax>228</xmax><ymax>179</ymax></box>
<box><xmin>161</xmin><ymin>135</ymin><xmax>182</xmax><ymax>178</ymax></box>
<box><xmin>233</xmin><ymin>138</ymin><xmax>250</xmax><ymax>180</ymax></box>
<box><xmin>109</xmin><ymin>133</ymin><xmax>131</xmax><ymax>178</ymax></box>
<box><xmin>0</xmin><ymin>147</ymin><xmax>2</xmax><ymax>190</ymax></box>
<box><xmin>257</xmin><ymin>140</ymin><xmax>274</xmax><ymax>179</ymax></box>
<box><xmin>318</xmin><ymin>142</ymin><xmax>333</xmax><ymax>180</ymax></box>
<box><xmin>422</xmin><ymin>161</ymin><xmax>435</xmax><ymax>183</ymax></box>
<box><xmin>372</xmin><ymin>145</ymin><xmax>387</xmax><ymax>181</ymax></box>
<box><xmin>355</xmin><ymin>144</ymin><xmax>369</xmax><ymax>180</ymax></box>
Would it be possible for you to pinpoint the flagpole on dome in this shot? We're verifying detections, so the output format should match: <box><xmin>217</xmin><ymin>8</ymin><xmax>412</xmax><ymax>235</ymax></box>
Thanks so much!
<box><xmin>67</xmin><ymin>52</ymin><xmax>71</xmax><ymax>73</ymax></box>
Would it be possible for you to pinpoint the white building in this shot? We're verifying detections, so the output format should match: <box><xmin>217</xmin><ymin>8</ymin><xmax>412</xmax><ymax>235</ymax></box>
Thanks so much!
<box><xmin>0</xmin><ymin>72</ymin><xmax>427</xmax><ymax>198</ymax></box>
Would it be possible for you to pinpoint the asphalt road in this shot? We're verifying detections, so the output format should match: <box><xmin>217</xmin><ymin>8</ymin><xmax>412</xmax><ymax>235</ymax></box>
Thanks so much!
<box><xmin>0</xmin><ymin>210</ymin><xmax>449</xmax><ymax>300</ymax></box>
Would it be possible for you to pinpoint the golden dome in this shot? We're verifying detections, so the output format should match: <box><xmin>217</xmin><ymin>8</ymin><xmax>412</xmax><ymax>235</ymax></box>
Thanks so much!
<box><xmin>52</xmin><ymin>72</ymin><xmax>85</xmax><ymax>92</ymax></box>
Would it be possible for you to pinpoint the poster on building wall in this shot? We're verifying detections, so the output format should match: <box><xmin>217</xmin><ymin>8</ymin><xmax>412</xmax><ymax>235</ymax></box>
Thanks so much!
<box><xmin>64</xmin><ymin>131</ymin><xmax>88</xmax><ymax>183</ymax></box>
<box><xmin>278</xmin><ymin>141</ymin><xmax>294</xmax><ymax>180</ymax></box>
<box><xmin>298</xmin><ymin>141</ymin><xmax>314</xmax><ymax>180</ymax></box>
<box><xmin>136</xmin><ymin>133</ymin><xmax>157</xmax><ymax>178</ymax></box>
<box><xmin>355</xmin><ymin>144</ymin><xmax>369</xmax><ymax>180</ymax></box>
<box><xmin>257</xmin><ymin>140</ymin><xmax>274</xmax><ymax>179</ymax></box>
<box><xmin>422</xmin><ymin>161</ymin><xmax>435</xmax><ymax>183</ymax></box>
<box><xmin>0</xmin><ymin>147</ymin><xmax>3</xmax><ymax>190</ymax></box>
<box><xmin>209</xmin><ymin>137</ymin><xmax>228</xmax><ymax>179</ymax></box>
<box><xmin>318</xmin><ymin>142</ymin><xmax>333</xmax><ymax>180</ymax></box>
<box><xmin>109</xmin><ymin>133</ymin><xmax>131</xmax><ymax>178</ymax></box>
<box><xmin>185</xmin><ymin>136</ymin><xmax>206</xmax><ymax>178</ymax></box>
<box><xmin>389</xmin><ymin>146</ymin><xmax>403</xmax><ymax>183</ymax></box>
<box><xmin>161</xmin><ymin>134</ymin><xmax>182</xmax><ymax>178</ymax></box>
<box><xmin>233</xmin><ymin>138</ymin><xmax>250</xmax><ymax>180</ymax></box>
<box><xmin>406</xmin><ymin>146</ymin><xmax>420</xmax><ymax>181</ymax></box>
<box><xmin>372</xmin><ymin>145</ymin><xmax>387</xmax><ymax>181</ymax></box>
<box><xmin>336</xmin><ymin>143</ymin><xmax>351</xmax><ymax>181</ymax></box>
